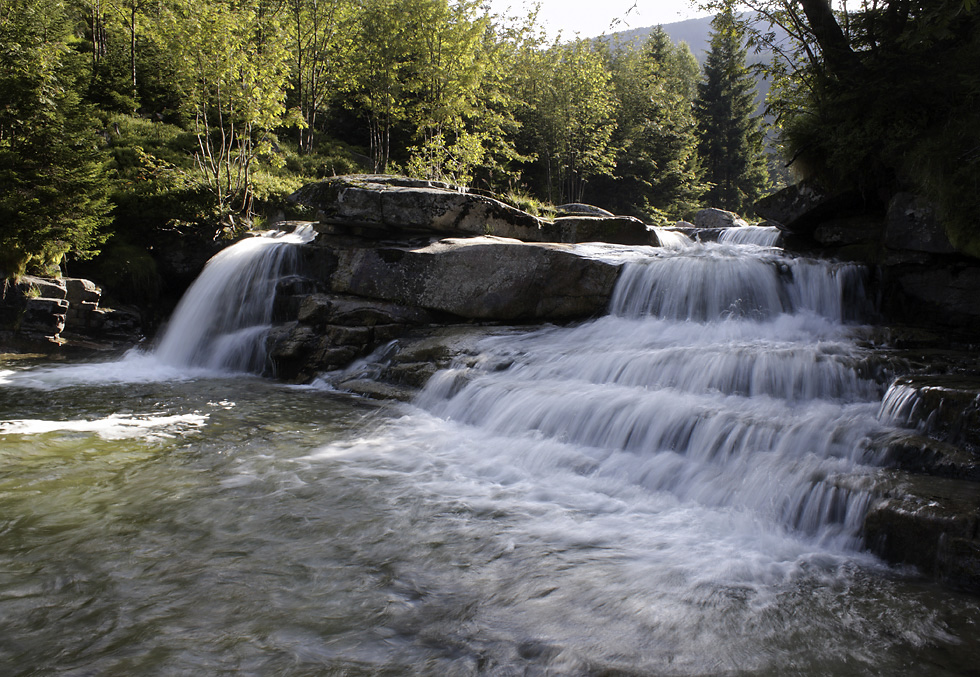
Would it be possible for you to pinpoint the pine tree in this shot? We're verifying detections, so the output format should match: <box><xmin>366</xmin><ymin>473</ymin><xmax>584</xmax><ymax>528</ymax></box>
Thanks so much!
<box><xmin>694</xmin><ymin>10</ymin><xmax>769</xmax><ymax>214</ymax></box>
<box><xmin>0</xmin><ymin>0</ymin><xmax>110</xmax><ymax>278</ymax></box>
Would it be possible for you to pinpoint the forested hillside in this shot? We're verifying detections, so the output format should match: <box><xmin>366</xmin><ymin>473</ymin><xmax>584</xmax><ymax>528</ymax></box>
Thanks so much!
<box><xmin>1</xmin><ymin>0</ymin><xmax>737</xmax><ymax>291</ymax></box>
<box><xmin>2</xmin><ymin>0</ymin><xmax>977</xmax><ymax>302</ymax></box>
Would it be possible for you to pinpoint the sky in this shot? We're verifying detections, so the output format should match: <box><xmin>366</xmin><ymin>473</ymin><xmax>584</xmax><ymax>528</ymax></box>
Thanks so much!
<box><xmin>484</xmin><ymin>0</ymin><xmax>711</xmax><ymax>39</ymax></box>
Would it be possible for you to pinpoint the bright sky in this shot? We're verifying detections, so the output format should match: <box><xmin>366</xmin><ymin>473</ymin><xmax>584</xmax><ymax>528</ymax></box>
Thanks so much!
<box><xmin>485</xmin><ymin>0</ymin><xmax>711</xmax><ymax>39</ymax></box>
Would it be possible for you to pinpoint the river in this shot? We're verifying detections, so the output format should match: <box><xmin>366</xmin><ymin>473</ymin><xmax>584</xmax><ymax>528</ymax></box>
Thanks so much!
<box><xmin>1</xmin><ymin>229</ymin><xmax>978</xmax><ymax>675</ymax></box>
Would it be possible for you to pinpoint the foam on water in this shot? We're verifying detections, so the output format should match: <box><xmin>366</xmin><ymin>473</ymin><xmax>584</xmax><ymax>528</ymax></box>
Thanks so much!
<box><xmin>0</xmin><ymin>412</ymin><xmax>208</xmax><ymax>439</ymax></box>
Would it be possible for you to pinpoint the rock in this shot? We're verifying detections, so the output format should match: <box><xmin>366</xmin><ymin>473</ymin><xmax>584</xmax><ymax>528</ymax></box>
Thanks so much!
<box><xmin>20</xmin><ymin>297</ymin><xmax>68</xmax><ymax>335</ymax></box>
<box><xmin>693</xmin><ymin>207</ymin><xmax>750</xmax><ymax>229</ymax></box>
<box><xmin>870</xmin><ymin>430</ymin><xmax>980</xmax><ymax>481</ymax></box>
<box><xmin>63</xmin><ymin>277</ymin><xmax>101</xmax><ymax>305</ymax></box>
<box><xmin>296</xmin><ymin>294</ymin><xmax>432</xmax><ymax>328</ymax></box>
<box><xmin>19</xmin><ymin>276</ymin><xmax>67</xmax><ymax>300</ymax></box>
<box><xmin>753</xmin><ymin>180</ymin><xmax>864</xmax><ymax>234</ymax></box>
<box><xmin>266</xmin><ymin>294</ymin><xmax>433</xmax><ymax>382</ymax></box>
<box><xmin>883</xmin><ymin>264</ymin><xmax>980</xmax><ymax>333</ymax></box>
<box><xmin>555</xmin><ymin>203</ymin><xmax>614</xmax><ymax>217</ymax></box>
<box><xmin>813</xmin><ymin>215</ymin><xmax>884</xmax><ymax>247</ymax></box>
<box><xmin>885</xmin><ymin>193</ymin><xmax>956</xmax><ymax>254</ymax></box>
<box><xmin>551</xmin><ymin>216</ymin><xmax>659</xmax><ymax>246</ymax></box>
<box><xmin>862</xmin><ymin>471</ymin><xmax>980</xmax><ymax>591</ymax></box>
<box><xmin>289</xmin><ymin>175</ymin><xmax>546</xmax><ymax>241</ymax></box>
<box><xmin>879</xmin><ymin>376</ymin><xmax>980</xmax><ymax>452</ymax></box>
<box><xmin>327</xmin><ymin>236</ymin><xmax>622</xmax><ymax>321</ymax></box>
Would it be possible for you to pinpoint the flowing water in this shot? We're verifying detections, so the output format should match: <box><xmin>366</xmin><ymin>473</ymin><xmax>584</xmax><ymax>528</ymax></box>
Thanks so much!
<box><xmin>1</xmin><ymin>230</ymin><xmax>979</xmax><ymax>675</ymax></box>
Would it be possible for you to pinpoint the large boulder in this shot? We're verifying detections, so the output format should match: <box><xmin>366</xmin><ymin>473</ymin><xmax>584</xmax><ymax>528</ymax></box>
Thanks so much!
<box><xmin>289</xmin><ymin>175</ymin><xmax>662</xmax><ymax>247</ymax></box>
<box><xmin>754</xmin><ymin>180</ymin><xmax>864</xmax><ymax>234</ymax></box>
<box><xmin>289</xmin><ymin>175</ymin><xmax>547</xmax><ymax>241</ymax></box>
<box><xmin>551</xmin><ymin>216</ymin><xmax>659</xmax><ymax>246</ymax></box>
<box><xmin>324</xmin><ymin>235</ymin><xmax>622</xmax><ymax>321</ymax></box>
<box><xmin>693</xmin><ymin>207</ymin><xmax>750</xmax><ymax>229</ymax></box>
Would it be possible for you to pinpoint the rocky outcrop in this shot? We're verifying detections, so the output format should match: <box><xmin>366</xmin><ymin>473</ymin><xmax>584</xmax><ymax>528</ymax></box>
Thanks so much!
<box><xmin>0</xmin><ymin>275</ymin><xmax>142</xmax><ymax>352</ymax></box>
<box><xmin>884</xmin><ymin>193</ymin><xmax>956</xmax><ymax>255</ymax></box>
<box><xmin>264</xmin><ymin>232</ymin><xmax>623</xmax><ymax>382</ymax></box>
<box><xmin>552</xmin><ymin>216</ymin><xmax>659</xmax><ymax>246</ymax></box>
<box><xmin>753</xmin><ymin>181</ymin><xmax>980</xmax><ymax>334</ymax></box>
<box><xmin>288</xmin><ymin>175</ymin><xmax>661</xmax><ymax>247</ymax></box>
<box><xmin>290</xmin><ymin>175</ymin><xmax>547</xmax><ymax>241</ymax></box>
<box><xmin>266</xmin><ymin>294</ymin><xmax>433</xmax><ymax>382</ymax></box>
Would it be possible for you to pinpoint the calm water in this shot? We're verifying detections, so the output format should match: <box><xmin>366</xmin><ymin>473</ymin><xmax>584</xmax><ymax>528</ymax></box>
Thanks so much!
<box><xmin>1</xmin><ymin>233</ymin><xmax>979</xmax><ymax>675</ymax></box>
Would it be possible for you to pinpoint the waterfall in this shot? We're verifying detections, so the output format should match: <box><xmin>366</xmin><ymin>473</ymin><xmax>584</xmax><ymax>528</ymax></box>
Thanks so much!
<box><xmin>718</xmin><ymin>224</ymin><xmax>782</xmax><ymax>246</ymax></box>
<box><xmin>416</xmin><ymin>231</ymin><xmax>886</xmax><ymax>548</ymax></box>
<box><xmin>154</xmin><ymin>225</ymin><xmax>314</xmax><ymax>372</ymax></box>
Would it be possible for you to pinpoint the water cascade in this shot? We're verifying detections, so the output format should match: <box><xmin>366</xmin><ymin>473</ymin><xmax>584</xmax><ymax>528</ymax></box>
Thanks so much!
<box><xmin>154</xmin><ymin>225</ymin><xmax>314</xmax><ymax>372</ymax></box>
<box><xmin>4</xmin><ymin>223</ymin><xmax>980</xmax><ymax>675</ymax></box>
<box><xmin>415</xmin><ymin>232</ymin><xmax>884</xmax><ymax>548</ymax></box>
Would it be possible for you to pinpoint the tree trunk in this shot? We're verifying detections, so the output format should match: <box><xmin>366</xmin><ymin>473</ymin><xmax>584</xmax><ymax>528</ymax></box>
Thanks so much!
<box><xmin>797</xmin><ymin>0</ymin><xmax>862</xmax><ymax>78</ymax></box>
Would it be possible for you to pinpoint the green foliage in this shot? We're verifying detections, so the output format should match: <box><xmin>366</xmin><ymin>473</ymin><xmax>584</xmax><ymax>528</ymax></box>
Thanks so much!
<box><xmin>4</xmin><ymin>0</ymin><xmax>746</xmax><ymax>285</ymax></box>
<box><xmin>0</xmin><ymin>0</ymin><xmax>111</xmax><ymax>278</ymax></box>
<box><xmin>703</xmin><ymin>0</ymin><xmax>980</xmax><ymax>256</ymax></box>
<box><xmin>519</xmin><ymin>38</ymin><xmax>617</xmax><ymax>205</ymax></box>
<box><xmin>593</xmin><ymin>29</ymin><xmax>705</xmax><ymax>220</ymax></box>
<box><xmin>694</xmin><ymin>9</ymin><xmax>769</xmax><ymax>213</ymax></box>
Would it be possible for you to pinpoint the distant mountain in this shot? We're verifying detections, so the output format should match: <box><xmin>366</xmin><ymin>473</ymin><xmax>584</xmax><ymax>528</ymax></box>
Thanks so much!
<box><xmin>605</xmin><ymin>16</ymin><xmax>716</xmax><ymax>61</ymax></box>
<box><xmin>602</xmin><ymin>14</ymin><xmax>785</xmax><ymax>66</ymax></box>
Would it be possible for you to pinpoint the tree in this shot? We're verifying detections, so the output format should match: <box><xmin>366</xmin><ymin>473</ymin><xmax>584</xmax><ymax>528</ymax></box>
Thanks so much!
<box><xmin>404</xmin><ymin>0</ymin><xmax>487</xmax><ymax>185</ymax></box>
<box><xmin>348</xmin><ymin>0</ymin><xmax>416</xmax><ymax>173</ymax></box>
<box><xmin>153</xmin><ymin>0</ymin><xmax>297</xmax><ymax>226</ymax></box>
<box><xmin>0</xmin><ymin>0</ymin><xmax>110</xmax><ymax>278</ymax></box>
<box><xmin>700</xmin><ymin>0</ymin><xmax>980</xmax><ymax>255</ymax></box>
<box><xmin>287</xmin><ymin>0</ymin><xmax>356</xmax><ymax>154</ymax></box>
<box><xmin>595</xmin><ymin>29</ymin><xmax>704</xmax><ymax>221</ymax></box>
<box><xmin>694</xmin><ymin>9</ymin><xmax>769</xmax><ymax>213</ymax></box>
<box><xmin>525</xmin><ymin>39</ymin><xmax>617</xmax><ymax>204</ymax></box>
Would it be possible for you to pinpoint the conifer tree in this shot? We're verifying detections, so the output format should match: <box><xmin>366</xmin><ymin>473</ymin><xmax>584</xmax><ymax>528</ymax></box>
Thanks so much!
<box><xmin>694</xmin><ymin>10</ymin><xmax>769</xmax><ymax>214</ymax></box>
<box><xmin>0</xmin><ymin>0</ymin><xmax>110</xmax><ymax>278</ymax></box>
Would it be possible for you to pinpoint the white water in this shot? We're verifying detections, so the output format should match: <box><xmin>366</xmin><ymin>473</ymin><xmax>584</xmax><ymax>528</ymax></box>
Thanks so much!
<box><xmin>5</xmin><ymin>224</ymin><xmax>979</xmax><ymax>674</ymax></box>
<box><xmin>154</xmin><ymin>225</ymin><xmax>315</xmax><ymax>371</ymax></box>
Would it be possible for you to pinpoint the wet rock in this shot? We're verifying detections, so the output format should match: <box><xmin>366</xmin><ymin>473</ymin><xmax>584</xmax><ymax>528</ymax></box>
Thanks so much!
<box><xmin>879</xmin><ymin>376</ymin><xmax>980</xmax><ymax>452</ymax></box>
<box><xmin>266</xmin><ymin>295</ymin><xmax>433</xmax><ymax>382</ymax></box>
<box><xmin>870</xmin><ymin>430</ymin><xmax>980</xmax><ymax>481</ymax></box>
<box><xmin>862</xmin><ymin>471</ymin><xmax>980</xmax><ymax>591</ymax></box>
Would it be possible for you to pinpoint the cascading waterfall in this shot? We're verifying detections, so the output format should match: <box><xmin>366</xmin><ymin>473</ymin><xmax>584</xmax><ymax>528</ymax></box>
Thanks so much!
<box><xmin>154</xmin><ymin>225</ymin><xmax>314</xmax><ymax>372</ymax></box>
<box><xmin>415</xmin><ymin>227</ymin><xmax>886</xmax><ymax>548</ymax></box>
